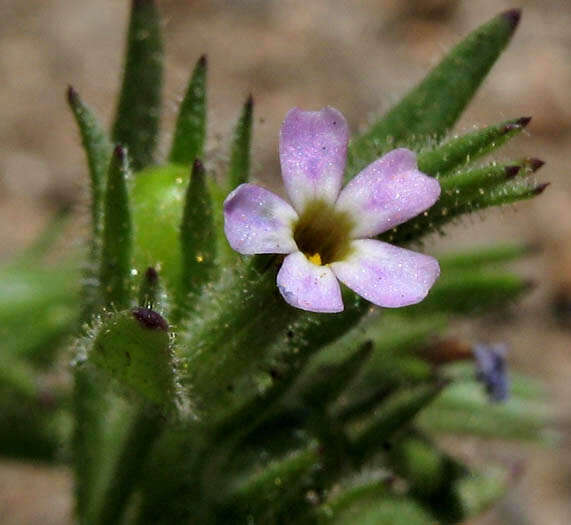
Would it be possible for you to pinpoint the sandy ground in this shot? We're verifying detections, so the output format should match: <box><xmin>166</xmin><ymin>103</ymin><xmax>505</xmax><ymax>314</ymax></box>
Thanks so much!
<box><xmin>0</xmin><ymin>0</ymin><xmax>570</xmax><ymax>523</ymax></box>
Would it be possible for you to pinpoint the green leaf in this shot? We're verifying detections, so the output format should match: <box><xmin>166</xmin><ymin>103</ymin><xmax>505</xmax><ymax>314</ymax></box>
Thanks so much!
<box><xmin>455</xmin><ymin>466</ymin><xmax>510</xmax><ymax>518</ymax></box>
<box><xmin>295</xmin><ymin>342</ymin><xmax>372</xmax><ymax>408</ymax></box>
<box><xmin>417</xmin><ymin>117</ymin><xmax>530</xmax><ymax>177</ymax></box>
<box><xmin>439</xmin><ymin>162</ymin><xmax>522</xmax><ymax>198</ymax></box>
<box><xmin>439</xmin><ymin>242</ymin><xmax>532</xmax><ymax>271</ymax></box>
<box><xmin>90</xmin><ymin>308</ymin><xmax>175</xmax><ymax>407</ymax></box>
<box><xmin>418</xmin><ymin>378</ymin><xmax>554</xmax><ymax>443</ymax></box>
<box><xmin>112</xmin><ymin>0</ymin><xmax>163</xmax><ymax>171</ymax></box>
<box><xmin>220</xmin><ymin>445</ymin><xmax>319</xmax><ymax>522</ymax></box>
<box><xmin>410</xmin><ymin>271</ymin><xmax>531</xmax><ymax>315</ymax></box>
<box><xmin>317</xmin><ymin>493</ymin><xmax>434</xmax><ymax>525</ymax></box>
<box><xmin>67</xmin><ymin>87</ymin><xmax>112</xmax><ymax>243</ymax></box>
<box><xmin>177</xmin><ymin>159</ymin><xmax>217</xmax><ymax>319</ymax></box>
<box><xmin>385</xmin><ymin>178</ymin><xmax>548</xmax><ymax>246</ymax></box>
<box><xmin>180</xmin><ymin>258</ymin><xmax>299</xmax><ymax>414</ymax></box>
<box><xmin>347</xmin><ymin>9</ymin><xmax>521</xmax><ymax>179</ymax></box>
<box><xmin>352</xmin><ymin>382</ymin><xmax>445</xmax><ymax>462</ymax></box>
<box><xmin>169</xmin><ymin>55</ymin><xmax>207</xmax><ymax>166</ymax></box>
<box><xmin>91</xmin><ymin>405</ymin><xmax>164</xmax><ymax>525</ymax></box>
<box><xmin>226</xmin><ymin>94</ymin><xmax>254</xmax><ymax>189</ymax></box>
<box><xmin>100</xmin><ymin>146</ymin><xmax>133</xmax><ymax>309</ymax></box>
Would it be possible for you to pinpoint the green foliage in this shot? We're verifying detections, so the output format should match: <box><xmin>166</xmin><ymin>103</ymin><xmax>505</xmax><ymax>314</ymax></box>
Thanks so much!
<box><xmin>347</xmin><ymin>9</ymin><xmax>521</xmax><ymax>178</ymax></box>
<box><xmin>178</xmin><ymin>159</ymin><xmax>217</xmax><ymax>319</ymax></box>
<box><xmin>169</xmin><ymin>55</ymin><xmax>208</xmax><ymax>166</ymax></box>
<box><xmin>417</xmin><ymin>116</ymin><xmax>530</xmax><ymax>177</ymax></box>
<box><xmin>100</xmin><ymin>146</ymin><xmax>133</xmax><ymax>309</ymax></box>
<box><xmin>112</xmin><ymin>0</ymin><xmax>163</xmax><ymax>171</ymax></box>
<box><xmin>89</xmin><ymin>309</ymin><xmax>175</xmax><ymax>407</ymax></box>
<box><xmin>227</xmin><ymin>95</ymin><xmax>254</xmax><ymax>189</ymax></box>
<box><xmin>0</xmin><ymin>5</ymin><xmax>555</xmax><ymax>525</ymax></box>
<box><xmin>67</xmin><ymin>87</ymin><xmax>111</xmax><ymax>243</ymax></box>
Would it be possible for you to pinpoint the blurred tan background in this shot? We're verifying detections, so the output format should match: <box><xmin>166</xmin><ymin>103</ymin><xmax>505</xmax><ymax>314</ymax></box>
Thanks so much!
<box><xmin>0</xmin><ymin>0</ymin><xmax>570</xmax><ymax>523</ymax></box>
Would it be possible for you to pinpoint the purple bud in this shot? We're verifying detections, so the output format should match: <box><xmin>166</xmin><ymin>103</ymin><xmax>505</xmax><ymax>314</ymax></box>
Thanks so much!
<box><xmin>473</xmin><ymin>343</ymin><xmax>509</xmax><ymax>402</ymax></box>
<box><xmin>132</xmin><ymin>307</ymin><xmax>169</xmax><ymax>331</ymax></box>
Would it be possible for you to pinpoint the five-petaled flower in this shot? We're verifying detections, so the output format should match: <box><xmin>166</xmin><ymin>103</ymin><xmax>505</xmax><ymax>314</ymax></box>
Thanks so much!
<box><xmin>223</xmin><ymin>107</ymin><xmax>441</xmax><ymax>313</ymax></box>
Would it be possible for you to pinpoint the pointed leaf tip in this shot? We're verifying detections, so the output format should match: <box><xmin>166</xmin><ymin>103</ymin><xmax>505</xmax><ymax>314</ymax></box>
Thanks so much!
<box><xmin>526</xmin><ymin>158</ymin><xmax>545</xmax><ymax>172</ymax></box>
<box><xmin>533</xmin><ymin>182</ymin><xmax>550</xmax><ymax>195</ymax></box>
<box><xmin>198</xmin><ymin>54</ymin><xmax>207</xmax><ymax>67</ymax></box>
<box><xmin>113</xmin><ymin>144</ymin><xmax>127</xmax><ymax>161</ymax></box>
<box><xmin>132</xmin><ymin>307</ymin><xmax>169</xmax><ymax>331</ymax></box>
<box><xmin>193</xmin><ymin>157</ymin><xmax>205</xmax><ymax>173</ymax></box>
<box><xmin>502</xmin><ymin>116</ymin><xmax>531</xmax><ymax>134</ymax></box>
<box><xmin>67</xmin><ymin>85</ymin><xmax>78</xmax><ymax>104</ymax></box>
<box><xmin>501</xmin><ymin>8</ymin><xmax>522</xmax><ymax>30</ymax></box>
<box><xmin>144</xmin><ymin>266</ymin><xmax>159</xmax><ymax>284</ymax></box>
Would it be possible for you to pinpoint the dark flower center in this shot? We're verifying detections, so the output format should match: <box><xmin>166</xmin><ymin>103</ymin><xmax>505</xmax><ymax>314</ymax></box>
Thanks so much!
<box><xmin>293</xmin><ymin>200</ymin><xmax>354</xmax><ymax>265</ymax></box>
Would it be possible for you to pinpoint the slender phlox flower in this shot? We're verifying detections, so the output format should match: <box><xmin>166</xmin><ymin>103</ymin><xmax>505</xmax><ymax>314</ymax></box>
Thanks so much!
<box><xmin>223</xmin><ymin>107</ymin><xmax>441</xmax><ymax>313</ymax></box>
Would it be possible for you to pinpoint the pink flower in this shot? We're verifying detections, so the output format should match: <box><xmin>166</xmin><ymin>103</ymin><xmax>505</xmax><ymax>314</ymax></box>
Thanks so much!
<box><xmin>223</xmin><ymin>107</ymin><xmax>441</xmax><ymax>313</ymax></box>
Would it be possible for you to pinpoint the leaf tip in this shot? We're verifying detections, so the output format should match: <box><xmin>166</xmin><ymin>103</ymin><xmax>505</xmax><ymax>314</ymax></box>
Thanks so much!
<box><xmin>66</xmin><ymin>85</ymin><xmax>78</xmax><ymax>105</ymax></box>
<box><xmin>501</xmin><ymin>8</ymin><xmax>522</xmax><ymax>30</ymax></box>
<box><xmin>532</xmin><ymin>182</ymin><xmax>550</xmax><ymax>195</ymax></box>
<box><xmin>132</xmin><ymin>307</ymin><xmax>169</xmax><ymax>331</ymax></box>
<box><xmin>526</xmin><ymin>157</ymin><xmax>545</xmax><ymax>172</ymax></box>
<box><xmin>114</xmin><ymin>144</ymin><xmax>127</xmax><ymax>161</ymax></box>
<box><xmin>505</xmin><ymin>165</ymin><xmax>521</xmax><ymax>179</ymax></box>
<box><xmin>198</xmin><ymin>54</ymin><xmax>207</xmax><ymax>69</ymax></box>
<box><xmin>246</xmin><ymin>93</ymin><xmax>254</xmax><ymax>110</ymax></box>
<box><xmin>144</xmin><ymin>266</ymin><xmax>159</xmax><ymax>284</ymax></box>
<box><xmin>516</xmin><ymin>116</ymin><xmax>532</xmax><ymax>127</ymax></box>
<box><xmin>192</xmin><ymin>157</ymin><xmax>205</xmax><ymax>174</ymax></box>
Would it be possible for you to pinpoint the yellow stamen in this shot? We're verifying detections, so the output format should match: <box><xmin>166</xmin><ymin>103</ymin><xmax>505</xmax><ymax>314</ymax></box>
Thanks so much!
<box><xmin>308</xmin><ymin>253</ymin><xmax>322</xmax><ymax>266</ymax></box>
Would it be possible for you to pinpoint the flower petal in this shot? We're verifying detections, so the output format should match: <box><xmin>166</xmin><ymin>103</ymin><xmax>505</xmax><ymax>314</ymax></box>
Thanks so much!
<box><xmin>279</xmin><ymin>107</ymin><xmax>348</xmax><ymax>212</ymax></box>
<box><xmin>330</xmin><ymin>239</ymin><xmax>440</xmax><ymax>308</ymax></box>
<box><xmin>277</xmin><ymin>252</ymin><xmax>343</xmax><ymax>313</ymax></box>
<box><xmin>224</xmin><ymin>183</ymin><xmax>298</xmax><ymax>254</ymax></box>
<box><xmin>335</xmin><ymin>148</ymin><xmax>441</xmax><ymax>237</ymax></box>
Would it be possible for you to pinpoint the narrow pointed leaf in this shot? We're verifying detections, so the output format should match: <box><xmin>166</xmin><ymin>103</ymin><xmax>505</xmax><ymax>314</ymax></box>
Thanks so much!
<box><xmin>177</xmin><ymin>159</ymin><xmax>216</xmax><ymax>318</ymax></box>
<box><xmin>439</xmin><ymin>162</ymin><xmax>521</xmax><ymax>199</ymax></box>
<box><xmin>112</xmin><ymin>0</ymin><xmax>163</xmax><ymax>171</ymax></box>
<box><xmin>347</xmin><ymin>9</ymin><xmax>521</xmax><ymax>178</ymax></box>
<box><xmin>94</xmin><ymin>406</ymin><xmax>163</xmax><ymax>525</ymax></box>
<box><xmin>410</xmin><ymin>272</ymin><xmax>531</xmax><ymax>315</ymax></box>
<box><xmin>221</xmin><ymin>445</ymin><xmax>318</xmax><ymax>522</ymax></box>
<box><xmin>100</xmin><ymin>146</ymin><xmax>133</xmax><ymax>309</ymax></box>
<box><xmin>169</xmin><ymin>55</ymin><xmax>207</xmax><ymax>166</ymax></box>
<box><xmin>418</xmin><ymin>116</ymin><xmax>530</xmax><ymax>176</ymax></box>
<box><xmin>439</xmin><ymin>243</ymin><xmax>532</xmax><ymax>271</ymax></box>
<box><xmin>227</xmin><ymin>95</ymin><xmax>254</xmax><ymax>189</ymax></box>
<box><xmin>297</xmin><ymin>342</ymin><xmax>373</xmax><ymax>407</ymax></box>
<box><xmin>385</xmin><ymin>177</ymin><xmax>548</xmax><ymax>246</ymax></box>
<box><xmin>67</xmin><ymin>86</ymin><xmax>111</xmax><ymax>243</ymax></box>
<box><xmin>352</xmin><ymin>382</ymin><xmax>445</xmax><ymax>462</ymax></box>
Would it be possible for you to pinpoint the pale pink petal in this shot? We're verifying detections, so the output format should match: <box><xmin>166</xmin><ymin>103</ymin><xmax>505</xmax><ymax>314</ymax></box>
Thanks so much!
<box><xmin>335</xmin><ymin>148</ymin><xmax>441</xmax><ymax>237</ymax></box>
<box><xmin>277</xmin><ymin>252</ymin><xmax>343</xmax><ymax>313</ymax></box>
<box><xmin>279</xmin><ymin>107</ymin><xmax>348</xmax><ymax>212</ymax></box>
<box><xmin>330</xmin><ymin>239</ymin><xmax>440</xmax><ymax>308</ymax></box>
<box><xmin>224</xmin><ymin>183</ymin><xmax>298</xmax><ymax>254</ymax></box>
